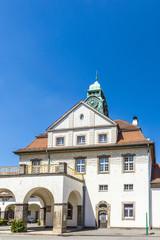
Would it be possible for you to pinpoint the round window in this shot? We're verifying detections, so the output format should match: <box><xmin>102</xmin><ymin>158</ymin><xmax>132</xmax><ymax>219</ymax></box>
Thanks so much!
<box><xmin>80</xmin><ymin>114</ymin><xmax>84</xmax><ymax>120</ymax></box>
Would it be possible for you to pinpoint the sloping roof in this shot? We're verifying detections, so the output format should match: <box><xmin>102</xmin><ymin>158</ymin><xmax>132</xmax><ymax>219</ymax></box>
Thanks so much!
<box><xmin>117</xmin><ymin>131</ymin><xmax>150</xmax><ymax>144</ymax></box>
<box><xmin>151</xmin><ymin>164</ymin><xmax>160</xmax><ymax>183</ymax></box>
<box><xmin>14</xmin><ymin>119</ymin><xmax>153</xmax><ymax>154</ymax></box>
<box><xmin>114</xmin><ymin>120</ymin><xmax>140</xmax><ymax>131</ymax></box>
<box><xmin>14</xmin><ymin>133</ymin><xmax>48</xmax><ymax>152</ymax></box>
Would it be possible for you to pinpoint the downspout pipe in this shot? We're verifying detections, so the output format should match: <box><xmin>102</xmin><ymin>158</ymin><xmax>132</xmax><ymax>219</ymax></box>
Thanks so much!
<box><xmin>46</xmin><ymin>150</ymin><xmax>50</xmax><ymax>172</ymax></box>
<box><xmin>148</xmin><ymin>143</ymin><xmax>151</xmax><ymax>229</ymax></box>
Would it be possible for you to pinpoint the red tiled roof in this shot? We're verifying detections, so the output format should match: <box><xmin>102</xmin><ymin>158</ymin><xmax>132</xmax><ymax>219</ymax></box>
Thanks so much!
<box><xmin>114</xmin><ymin>120</ymin><xmax>140</xmax><ymax>131</ymax></box>
<box><xmin>151</xmin><ymin>164</ymin><xmax>160</xmax><ymax>183</ymax></box>
<box><xmin>13</xmin><ymin>120</ymin><xmax>153</xmax><ymax>154</ymax></box>
<box><xmin>117</xmin><ymin>131</ymin><xmax>149</xmax><ymax>144</ymax></box>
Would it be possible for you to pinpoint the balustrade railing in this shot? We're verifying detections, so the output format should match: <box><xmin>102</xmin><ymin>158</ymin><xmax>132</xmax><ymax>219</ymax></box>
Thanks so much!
<box><xmin>67</xmin><ymin>166</ymin><xmax>83</xmax><ymax>181</ymax></box>
<box><xmin>25</xmin><ymin>164</ymin><xmax>59</xmax><ymax>174</ymax></box>
<box><xmin>0</xmin><ymin>164</ymin><xmax>83</xmax><ymax>181</ymax></box>
<box><xmin>0</xmin><ymin>166</ymin><xmax>19</xmax><ymax>175</ymax></box>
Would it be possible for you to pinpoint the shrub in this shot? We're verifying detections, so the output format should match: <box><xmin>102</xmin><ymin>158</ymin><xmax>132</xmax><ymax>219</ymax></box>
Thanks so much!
<box><xmin>0</xmin><ymin>218</ymin><xmax>8</xmax><ymax>226</ymax></box>
<box><xmin>37</xmin><ymin>219</ymin><xmax>40</xmax><ymax>226</ymax></box>
<box><xmin>11</xmin><ymin>219</ymin><xmax>25</xmax><ymax>232</ymax></box>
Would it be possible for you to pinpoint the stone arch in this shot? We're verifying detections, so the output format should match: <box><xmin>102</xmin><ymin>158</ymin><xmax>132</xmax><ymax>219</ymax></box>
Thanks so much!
<box><xmin>95</xmin><ymin>200</ymin><xmax>111</xmax><ymax>228</ymax></box>
<box><xmin>23</xmin><ymin>187</ymin><xmax>55</xmax><ymax>228</ymax></box>
<box><xmin>0</xmin><ymin>188</ymin><xmax>16</xmax><ymax>202</ymax></box>
<box><xmin>23</xmin><ymin>187</ymin><xmax>54</xmax><ymax>206</ymax></box>
<box><xmin>5</xmin><ymin>204</ymin><xmax>15</xmax><ymax>220</ymax></box>
<box><xmin>67</xmin><ymin>190</ymin><xmax>83</xmax><ymax>229</ymax></box>
<box><xmin>66</xmin><ymin>190</ymin><xmax>82</xmax><ymax>205</ymax></box>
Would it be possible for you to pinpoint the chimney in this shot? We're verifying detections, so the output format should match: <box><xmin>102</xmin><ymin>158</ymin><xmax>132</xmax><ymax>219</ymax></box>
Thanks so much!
<box><xmin>132</xmin><ymin>116</ymin><xmax>138</xmax><ymax>126</ymax></box>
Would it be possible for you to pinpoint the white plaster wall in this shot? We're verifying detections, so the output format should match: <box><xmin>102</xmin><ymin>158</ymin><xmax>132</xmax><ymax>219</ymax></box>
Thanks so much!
<box><xmin>19</xmin><ymin>153</ymin><xmax>48</xmax><ymax>165</ymax></box>
<box><xmin>22</xmin><ymin>147</ymin><xmax>149</xmax><ymax>228</ymax></box>
<box><xmin>151</xmin><ymin>188</ymin><xmax>160</xmax><ymax>228</ymax></box>
<box><xmin>63</xmin><ymin>176</ymin><xmax>83</xmax><ymax>204</ymax></box>
<box><xmin>52</xmin><ymin>131</ymin><xmax>68</xmax><ymax>146</ymax></box>
<box><xmin>84</xmin><ymin>147</ymin><xmax>149</xmax><ymax>228</ymax></box>
<box><xmin>52</xmin><ymin>116</ymin><xmax>69</xmax><ymax>130</ymax></box>
<box><xmin>0</xmin><ymin>175</ymin><xmax>64</xmax><ymax>203</ymax></box>
<box><xmin>48</xmin><ymin>103</ymin><xmax>118</xmax><ymax>148</ymax></box>
<box><xmin>94</xmin><ymin>128</ymin><xmax>111</xmax><ymax>144</ymax></box>
<box><xmin>94</xmin><ymin>112</ymin><xmax>112</xmax><ymax>126</ymax></box>
<box><xmin>73</xmin><ymin>105</ymin><xmax>90</xmax><ymax>128</ymax></box>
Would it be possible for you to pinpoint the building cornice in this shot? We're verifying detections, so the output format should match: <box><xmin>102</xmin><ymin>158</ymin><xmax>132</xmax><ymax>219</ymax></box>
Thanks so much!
<box><xmin>14</xmin><ymin>142</ymin><xmax>154</xmax><ymax>155</ymax></box>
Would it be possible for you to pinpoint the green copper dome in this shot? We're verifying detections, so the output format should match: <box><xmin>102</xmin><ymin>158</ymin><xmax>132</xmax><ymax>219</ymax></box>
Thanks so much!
<box><xmin>85</xmin><ymin>74</ymin><xmax>109</xmax><ymax>117</ymax></box>
<box><xmin>89</xmin><ymin>80</ymin><xmax>101</xmax><ymax>91</ymax></box>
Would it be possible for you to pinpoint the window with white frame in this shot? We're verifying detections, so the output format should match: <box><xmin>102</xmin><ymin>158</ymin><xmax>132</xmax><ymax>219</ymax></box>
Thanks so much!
<box><xmin>76</xmin><ymin>159</ymin><xmax>85</xmax><ymax>173</ymax></box>
<box><xmin>124</xmin><ymin>184</ymin><xmax>133</xmax><ymax>191</ymax></box>
<box><xmin>99</xmin><ymin>134</ymin><xmax>107</xmax><ymax>143</ymax></box>
<box><xmin>99</xmin><ymin>185</ymin><xmax>108</xmax><ymax>191</ymax></box>
<box><xmin>123</xmin><ymin>156</ymin><xmax>134</xmax><ymax>172</ymax></box>
<box><xmin>123</xmin><ymin>203</ymin><xmax>134</xmax><ymax>219</ymax></box>
<box><xmin>77</xmin><ymin>136</ymin><xmax>85</xmax><ymax>144</ymax></box>
<box><xmin>99</xmin><ymin>157</ymin><xmax>109</xmax><ymax>173</ymax></box>
<box><xmin>57</xmin><ymin>137</ymin><xmax>64</xmax><ymax>145</ymax></box>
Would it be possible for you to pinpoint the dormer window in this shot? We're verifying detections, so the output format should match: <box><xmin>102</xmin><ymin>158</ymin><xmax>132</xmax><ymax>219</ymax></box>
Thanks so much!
<box><xmin>77</xmin><ymin>136</ymin><xmax>85</xmax><ymax>144</ymax></box>
<box><xmin>99</xmin><ymin>134</ymin><xmax>107</xmax><ymax>143</ymax></box>
<box><xmin>57</xmin><ymin>137</ymin><xmax>64</xmax><ymax>146</ymax></box>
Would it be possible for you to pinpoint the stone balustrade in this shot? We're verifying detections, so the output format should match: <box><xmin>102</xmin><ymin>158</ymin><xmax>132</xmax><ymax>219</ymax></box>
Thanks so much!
<box><xmin>0</xmin><ymin>163</ymin><xmax>83</xmax><ymax>181</ymax></box>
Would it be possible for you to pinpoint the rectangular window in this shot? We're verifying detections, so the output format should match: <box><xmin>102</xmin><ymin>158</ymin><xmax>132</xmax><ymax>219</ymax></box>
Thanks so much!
<box><xmin>76</xmin><ymin>159</ymin><xmax>85</xmax><ymax>173</ymax></box>
<box><xmin>32</xmin><ymin>161</ymin><xmax>40</xmax><ymax>166</ymax></box>
<box><xmin>123</xmin><ymin>204</ymin><xmax>134</xmax><ymax>219</ymax></box>
<box><xmin>31</xmin><ymin>160</ymin><xmax>41</xmax><ymax>173</ymax></box>
<box><xmin>99</xmin><ymin>158</ymin><xmax>109</xmax><ymax>173</ymax></box>
<box><xmin>57</xmin><ymin>137</ymin><xmax>64</xmax><ymax>145</ymax></box>
<box><xmin>77</xmin><ymin>136</ymin><xmax>85</xmax><ymax>144</ymax></box>
<box><xmin>124</xmin><ymin>184</ymin><xmax>133</xmax><ymax>191</ymax></box>
<box><xmin>99</xmin><ymin>134</ymin><xmax>107</xmax><ymax>143</ymax></box>
<box><xmin>124</xmin><ymin>156</ymin><xmax>134</xmax><ymax>172</ymax></box>
<box><xmin>99</xmin><ymin>185</ymin><xmax>108</xmax><ymax>191</ymax></box>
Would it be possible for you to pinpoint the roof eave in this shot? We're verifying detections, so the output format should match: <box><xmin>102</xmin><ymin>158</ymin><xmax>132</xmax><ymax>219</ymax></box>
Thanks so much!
<box><xmin>13</xmin><ymin>142</ymin><xmax>154</xmax><ymax>154</ymax></box>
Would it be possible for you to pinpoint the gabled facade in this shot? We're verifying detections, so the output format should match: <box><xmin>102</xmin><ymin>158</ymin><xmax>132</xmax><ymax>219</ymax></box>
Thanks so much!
<box><xmin>0</xmin><ymin>77</ymin><xmax>159</xmax><ymax>232</ymax></box>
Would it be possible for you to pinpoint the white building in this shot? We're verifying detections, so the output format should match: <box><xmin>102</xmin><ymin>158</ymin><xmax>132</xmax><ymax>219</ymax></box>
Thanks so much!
<box><xmin>0</xmin><ymin>77</ymin><xmax>159</xmax><ymax>232</ymax></box>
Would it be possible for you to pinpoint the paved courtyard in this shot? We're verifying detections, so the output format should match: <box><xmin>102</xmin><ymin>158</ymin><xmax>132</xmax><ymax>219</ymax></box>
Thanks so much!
<box><xmin>0</xmin><ymin>224</ymin><xmax>160</xmax><ymax>239</ymax></box>
<box><xmin>0</xmin><ymin>236</ymin><xmax>160</xmax><ymax>240</ymax></box>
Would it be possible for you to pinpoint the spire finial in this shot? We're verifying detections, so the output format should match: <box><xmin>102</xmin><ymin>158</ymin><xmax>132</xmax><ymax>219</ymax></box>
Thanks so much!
<box><xmin>96</xmin><ymin>70</ymin><xmax>98</xmax><ymax>81</ymax></box>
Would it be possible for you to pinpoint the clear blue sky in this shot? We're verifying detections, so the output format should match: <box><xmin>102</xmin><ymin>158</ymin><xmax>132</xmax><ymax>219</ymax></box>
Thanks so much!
<box><xmin>0</xmin><ymin>0</ymin><xmax>160</xmax><ymax>166</ymax></box>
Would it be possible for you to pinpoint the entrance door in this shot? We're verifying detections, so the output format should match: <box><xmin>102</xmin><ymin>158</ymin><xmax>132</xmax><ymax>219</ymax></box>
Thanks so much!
<box><xmin>99</xmin><ymin>211</ymin><xmax>107</xmax><ymax>228</ymax></box>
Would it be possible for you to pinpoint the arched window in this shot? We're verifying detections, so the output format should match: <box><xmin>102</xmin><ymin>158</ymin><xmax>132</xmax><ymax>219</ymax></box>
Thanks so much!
<box><xmin>67</xmin><ymin>202</ymin><xmax>73</xmax><ymax>219</ymax></box>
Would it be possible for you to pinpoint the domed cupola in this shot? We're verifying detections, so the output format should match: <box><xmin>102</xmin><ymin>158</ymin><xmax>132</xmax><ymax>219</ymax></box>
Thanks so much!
<box><xmin>85</xmin><ymin>74</ymin><xmax>109</xmax><ymax>117</ymax></box>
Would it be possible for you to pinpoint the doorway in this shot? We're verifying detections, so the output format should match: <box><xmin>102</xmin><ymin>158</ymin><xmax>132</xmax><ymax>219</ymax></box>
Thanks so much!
<box><xmin>96</xmin><ymin>201</ymin><xmax>110</xmax><ymax>229</ymax></box>
<box><xmin>98</xmin><ymin>211</ymin><xmax>107</xmax><ymax>228</ymax></box>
